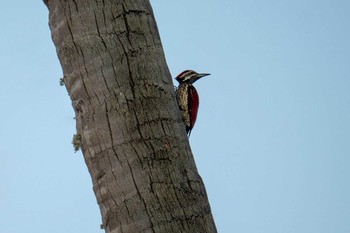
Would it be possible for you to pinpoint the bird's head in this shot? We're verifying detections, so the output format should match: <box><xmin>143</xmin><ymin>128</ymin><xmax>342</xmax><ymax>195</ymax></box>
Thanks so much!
<box><xmin>175</xmin><ymin>70</ymin><xmax>210</xmax><ymax>84</ymax></box>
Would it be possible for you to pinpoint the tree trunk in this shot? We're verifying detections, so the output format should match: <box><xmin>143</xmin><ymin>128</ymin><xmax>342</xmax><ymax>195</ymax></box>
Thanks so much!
<box><xmin>44</xmin><ymin>0</ymin><xmax>217</xmax><ymax>232</ymax></box>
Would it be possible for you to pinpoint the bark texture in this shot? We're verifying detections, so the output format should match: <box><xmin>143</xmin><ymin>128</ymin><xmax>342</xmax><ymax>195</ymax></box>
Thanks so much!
<box><xmin>45</xmin><ymin>0</ymin><xmax>217</xmax><ymax>232</ymax></box>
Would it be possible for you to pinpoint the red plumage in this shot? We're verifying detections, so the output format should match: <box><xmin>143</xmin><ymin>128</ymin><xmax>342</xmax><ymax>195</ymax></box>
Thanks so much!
<box><xmin>187</xmin><ymin>85</ymin><xmax>199</xmax><ymax>135</ymax></box>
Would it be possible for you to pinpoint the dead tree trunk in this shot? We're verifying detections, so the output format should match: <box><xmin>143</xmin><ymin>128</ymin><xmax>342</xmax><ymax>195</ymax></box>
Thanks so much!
<box><xmin>44</xmin><ymin>0</ymin><xmax>217</xmax><ymax>232</ymax></box>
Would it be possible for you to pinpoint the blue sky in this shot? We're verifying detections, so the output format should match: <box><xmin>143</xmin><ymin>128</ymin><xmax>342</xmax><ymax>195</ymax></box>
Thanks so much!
<box><xmin>1</xmin><ymin>1</ymin><xmax>350</xmax><ymax>232</ymax></box>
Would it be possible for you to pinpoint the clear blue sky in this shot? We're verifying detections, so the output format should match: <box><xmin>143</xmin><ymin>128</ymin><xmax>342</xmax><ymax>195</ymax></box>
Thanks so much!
<box><xmin>1</xmin><ymin>1</ymin><xmax>350</xmax><ymax>232</ymax></box>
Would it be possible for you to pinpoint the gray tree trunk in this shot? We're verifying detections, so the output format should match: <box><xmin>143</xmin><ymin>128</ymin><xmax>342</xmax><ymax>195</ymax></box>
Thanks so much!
<box><xmin>44</xmin><ymin>0</ymin><xmax>217</xmax><ymax>232</ymax></box>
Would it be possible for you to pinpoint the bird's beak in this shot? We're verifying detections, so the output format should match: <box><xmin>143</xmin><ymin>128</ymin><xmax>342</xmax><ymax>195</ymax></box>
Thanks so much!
<box><xmin>198</xmin><ymin>73</ymin><xmax>211</xmax><ymax>78</ymax></box>
<box><xmin>192</xmin><ymin>73</ymin><xmax>210</xmax><ymax>83</ymax></box>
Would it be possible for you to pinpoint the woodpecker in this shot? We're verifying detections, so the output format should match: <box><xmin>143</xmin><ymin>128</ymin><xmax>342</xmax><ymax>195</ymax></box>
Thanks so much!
<box><xmin>175</xmin><ymin>70</ymin><xmax>210</xmax><ymax>136</ymax></box>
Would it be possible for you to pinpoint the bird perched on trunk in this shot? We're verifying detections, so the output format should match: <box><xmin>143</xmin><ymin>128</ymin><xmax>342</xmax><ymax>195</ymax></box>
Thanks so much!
<box><xmin>175</xmin><ymin>70</ymin><xmax>210</xmax><ymax>136</ymax></box>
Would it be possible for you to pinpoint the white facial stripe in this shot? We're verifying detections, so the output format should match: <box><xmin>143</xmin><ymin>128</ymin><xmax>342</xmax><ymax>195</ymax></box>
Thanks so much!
<box><xmin>181</xmin><ymin>72</ymin><xmax>197</xmax><ymax>82</ymax></box>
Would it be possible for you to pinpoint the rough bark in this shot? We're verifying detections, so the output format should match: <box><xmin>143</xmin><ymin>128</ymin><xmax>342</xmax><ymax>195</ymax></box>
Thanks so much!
<box><xmin>44</xmin><ymin>0</ymin><xmax>217</xmax><ymax>232</ymax></box>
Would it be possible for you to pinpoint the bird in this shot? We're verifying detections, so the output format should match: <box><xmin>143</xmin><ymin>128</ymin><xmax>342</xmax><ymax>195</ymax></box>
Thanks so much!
<box><xmin>175</xmin><ymin>70</ymin><xmax>210</xmax><ymax>136</ymax></box>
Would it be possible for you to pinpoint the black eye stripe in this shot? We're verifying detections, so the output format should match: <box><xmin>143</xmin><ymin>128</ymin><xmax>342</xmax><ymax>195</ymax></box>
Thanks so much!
<box><xmin>184</xmin><ymin>71</ymin><xmax>196</xmax><ymax>78</ymax></box>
